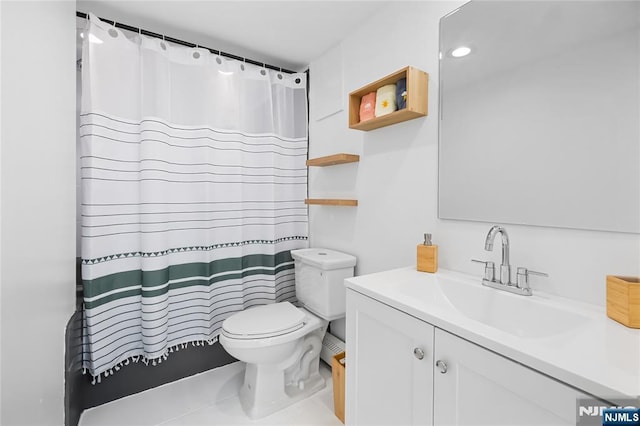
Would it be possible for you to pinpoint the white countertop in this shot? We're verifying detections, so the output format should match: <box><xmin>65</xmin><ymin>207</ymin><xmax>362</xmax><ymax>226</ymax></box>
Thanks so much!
<box><xmin>345</xmin><ymin>267</ymin><xmax>640</xmax><ymax>404</ymax></box>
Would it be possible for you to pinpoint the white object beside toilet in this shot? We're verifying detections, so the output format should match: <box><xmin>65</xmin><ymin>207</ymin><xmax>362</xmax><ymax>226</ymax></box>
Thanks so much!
<box><xmin>219</xmin><ymin>248</ymin><xmax>356</xmax><ymax>419</ymax></box>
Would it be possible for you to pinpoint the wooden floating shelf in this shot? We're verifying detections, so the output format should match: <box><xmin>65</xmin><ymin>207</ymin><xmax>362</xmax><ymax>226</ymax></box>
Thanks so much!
<box><xmin>305</xmin><ymin>199</ymin><xmax>358</xmax><ymax>207</ymax></box>
<box><xmin>349</xmin><ymin>66</ymin><xmax>428</xmax><ymax>131</ymax></box>
<box><xmin>349</xmin><ymin>109</ymin><xmax>426</xmax><ymax>131</ymax></box>
<box><xmin>307</xmin><ymin>153</ymin><xmax>360</xmax><ymax>167</ymax></box>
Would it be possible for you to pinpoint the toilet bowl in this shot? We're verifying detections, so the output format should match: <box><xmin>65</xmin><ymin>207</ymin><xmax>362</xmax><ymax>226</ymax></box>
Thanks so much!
<box><xmin>220</xmin><ymin>303</ymin><xmax>327</xmax><ymax>419</ymax></box>
<box><xmin>219</xmin><ymin>248</ymin><xmax>357</xmax><ymax>419</ymax></box>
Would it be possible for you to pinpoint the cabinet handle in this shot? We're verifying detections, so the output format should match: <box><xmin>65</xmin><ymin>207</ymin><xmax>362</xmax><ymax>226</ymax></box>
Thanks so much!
<box><xmin>435</xmin><ymin>360</ymin><xmax>448</xmax><ymax>374</ymax></box>
<box><xmin>413</xmin><ymin>347</ymin><xmax>425</xmax><ymax>360</ymax></box>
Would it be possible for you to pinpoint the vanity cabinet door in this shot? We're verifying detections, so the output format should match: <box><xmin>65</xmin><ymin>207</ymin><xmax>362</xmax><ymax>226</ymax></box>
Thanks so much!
<box><xmin>346</xmin><ymin>289</ymin><xmax>434</xmax><ymax>426</ymax></box>
<box><xmin>433</xmin><ymin>328</ymin><xmax>587</xmax><ymax>425</ymax></box>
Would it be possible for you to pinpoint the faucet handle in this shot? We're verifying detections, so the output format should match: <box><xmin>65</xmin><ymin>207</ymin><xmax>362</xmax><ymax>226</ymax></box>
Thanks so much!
<box><xmin>517</xmin><ymin>267</ymin><xmax>548</xmax><ymax>277</ymax></box>
<box><xmin>516</xmin><ymin>267</ymin><xmax>548</xmax><ymax>290</ymax></box>
<box><xmin>471</xmin><ymin>259</ymin><xmax>495</xmax><ymax>281</ymax></box>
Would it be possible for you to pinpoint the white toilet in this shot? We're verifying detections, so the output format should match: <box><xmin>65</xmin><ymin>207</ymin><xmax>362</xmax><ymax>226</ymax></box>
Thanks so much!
<box><xmin>219</xmin><ymin>248</ymin><xmax>356</xmax><ymax>419</ymax></box>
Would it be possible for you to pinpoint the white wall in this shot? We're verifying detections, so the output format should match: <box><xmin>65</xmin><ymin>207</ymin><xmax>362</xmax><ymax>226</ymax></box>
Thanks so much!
<box><xmin>1</xmin><ymin>1</ymin><xmax>76</xmax><ymax>424</ymax></box>
<box><xmin>308</xmin><ymin>1</ymin><xmax>640</xmax><ymax>307</ymax></box>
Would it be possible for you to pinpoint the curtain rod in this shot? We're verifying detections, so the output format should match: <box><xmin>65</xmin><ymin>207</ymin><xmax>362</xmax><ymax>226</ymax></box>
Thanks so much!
<box><xmin>76</xmin><ymin>11</ymin><xmax>296</xmax><ymax>74</ymax></box>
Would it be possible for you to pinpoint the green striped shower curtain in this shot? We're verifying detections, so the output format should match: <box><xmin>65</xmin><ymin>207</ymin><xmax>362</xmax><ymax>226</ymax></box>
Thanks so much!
<box><xmin>80</xmin><ymin>14</ymin><xmax>308</xmax><ymax>382</ymax></box>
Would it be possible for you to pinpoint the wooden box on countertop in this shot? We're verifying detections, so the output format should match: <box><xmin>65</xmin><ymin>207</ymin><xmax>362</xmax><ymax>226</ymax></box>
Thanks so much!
<box><xmin>607</xmin><ymin>275</ymin><xmax>640</xmax><ymax>328</ymax></box>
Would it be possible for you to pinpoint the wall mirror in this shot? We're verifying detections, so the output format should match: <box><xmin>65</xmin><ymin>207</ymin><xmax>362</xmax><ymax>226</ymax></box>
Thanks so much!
<box><xmin>438</xmin><ymin>1</ymin><xmax>639</xmax><ymax>233</ymax></box>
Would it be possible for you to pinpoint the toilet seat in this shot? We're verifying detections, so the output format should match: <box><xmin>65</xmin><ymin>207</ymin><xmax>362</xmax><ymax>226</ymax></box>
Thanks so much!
<box><xmin>222</xmin><ymin>302</ymin><xmax>305</xmax><ymax>340</ymax></box>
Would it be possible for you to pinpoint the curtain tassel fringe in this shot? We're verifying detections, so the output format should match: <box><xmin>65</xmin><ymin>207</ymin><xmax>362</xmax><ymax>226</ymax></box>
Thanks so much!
<box><xmin>85</xmin><ymin>335</ymin><xmax>220</xmax><ymax>384</ymax></box>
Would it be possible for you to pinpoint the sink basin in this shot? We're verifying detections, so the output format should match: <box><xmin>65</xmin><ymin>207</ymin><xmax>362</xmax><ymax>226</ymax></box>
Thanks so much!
<box><xmin>437</xmin><ymin>274</ymin><xmax>591</xmax><ymax>338</ymax></box>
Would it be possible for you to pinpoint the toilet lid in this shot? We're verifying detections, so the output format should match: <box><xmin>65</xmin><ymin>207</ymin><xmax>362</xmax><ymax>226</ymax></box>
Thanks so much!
<box><xmin>222</xmin><ymin>302</ymin><xmax>305</xmax><ymax>339</ymax></box>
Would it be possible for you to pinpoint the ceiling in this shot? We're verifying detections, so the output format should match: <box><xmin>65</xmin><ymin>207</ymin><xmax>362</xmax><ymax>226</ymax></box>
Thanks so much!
<box><xmin>77</xmin><ymin>1</ymin><xmax>391</xmax><ymax>71</ymax></box>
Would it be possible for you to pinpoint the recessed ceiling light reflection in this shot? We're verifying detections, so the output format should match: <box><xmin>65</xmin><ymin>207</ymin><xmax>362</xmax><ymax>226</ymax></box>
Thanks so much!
<box><xmin>451</xmin><ymin>46</ymin><xmax>471</xmax><ymax>58</ymax></box>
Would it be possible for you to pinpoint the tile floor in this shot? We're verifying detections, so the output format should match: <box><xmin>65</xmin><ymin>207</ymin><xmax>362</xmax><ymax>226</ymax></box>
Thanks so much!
<box><xmin>80</xmin><ymin>361</ymin><xmax>343</xmax><ymax>426</ymax></box>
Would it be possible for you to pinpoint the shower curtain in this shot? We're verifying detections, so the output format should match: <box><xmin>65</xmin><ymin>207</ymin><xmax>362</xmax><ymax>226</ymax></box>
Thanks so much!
<box><xmin>80</xmin><ymin>14</ymin><xmax>308</xmax><ymax>382</ymax></box>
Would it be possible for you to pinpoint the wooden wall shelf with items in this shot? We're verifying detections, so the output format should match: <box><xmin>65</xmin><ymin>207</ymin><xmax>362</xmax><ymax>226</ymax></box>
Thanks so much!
<box><xmin>306</xmin><ymin>153</ymin><xmax>360</xmax><ymax>167</ymax></box>
<box><xmin>348</xmin><ymin>66</ymin><xmax>428</xmax><ymax>131</ymax></box>
<box><xmin>305</xmin><ymin>199</ymin><xmax>358</xmax><ymax>207</ymax></box>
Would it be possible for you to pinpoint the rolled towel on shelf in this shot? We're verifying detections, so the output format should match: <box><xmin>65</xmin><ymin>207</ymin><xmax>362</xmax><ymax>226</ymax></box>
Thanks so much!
<box><xmin>375</xmin><ymin>84</ymin><xmax>397</xmax><ymax>117</ymax></box>
<box><xmin>396</xmin><ymin>78</ymin><xmax>407</xmax><ymax>110</ymax></box>
<box><xmin>359</xmin><ymin>91</ymin><xmax>376</xmax><ymax>122</ymax></box>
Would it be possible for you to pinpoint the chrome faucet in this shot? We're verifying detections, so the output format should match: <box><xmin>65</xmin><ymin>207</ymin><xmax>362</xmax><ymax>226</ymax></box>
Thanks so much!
<box><xmin>472</xmin><ymin>225</ymin><xmax>547</xmax><ymax>296</ymax></box>
<box><xmin>484</xmin><ymin>225</ymin><xmax>511</xmax><ymax>285</ymax></box>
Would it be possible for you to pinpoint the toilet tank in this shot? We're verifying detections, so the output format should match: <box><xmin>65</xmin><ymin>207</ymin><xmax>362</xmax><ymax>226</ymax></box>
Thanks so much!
<box><xmin>290</xmin><ymin>248</ymin><xmax>356</xmax><ymax>321</ymax></box>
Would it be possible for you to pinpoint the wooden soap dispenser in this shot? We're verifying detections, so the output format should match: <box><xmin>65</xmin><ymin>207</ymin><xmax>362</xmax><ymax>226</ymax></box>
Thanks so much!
<box><xmin>417</xmin><ymin>233</ymin><xmax>438</xmax><ymax>273</ymax></box>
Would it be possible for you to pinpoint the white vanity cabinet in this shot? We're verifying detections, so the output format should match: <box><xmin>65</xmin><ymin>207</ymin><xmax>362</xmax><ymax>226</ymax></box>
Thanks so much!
<box><xmin>346</xmin><ymin>289</ymin><xmax>589</xmax><ymax>426</ymax></box>
<box><xmin>345</xmin><ymin>289</ymin><xmax>435</xmax><ymax>425</ymax></box>
<box><xmin>434</xmin><ymin>328</ymin><xmax>587</xmax><ymax>425</ymax></box>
